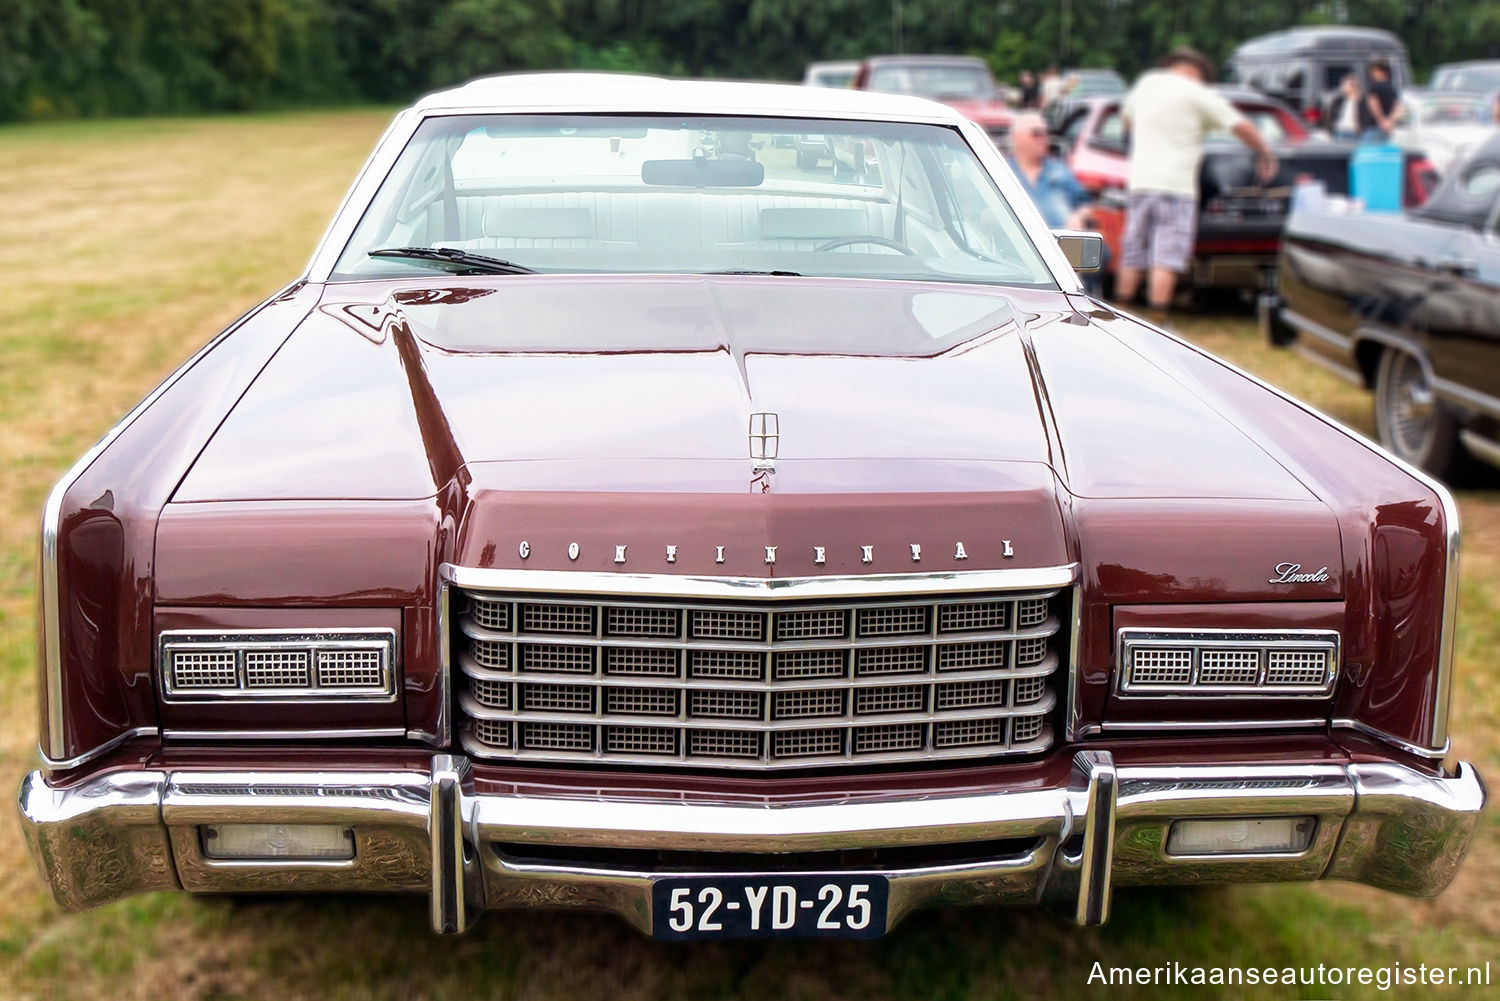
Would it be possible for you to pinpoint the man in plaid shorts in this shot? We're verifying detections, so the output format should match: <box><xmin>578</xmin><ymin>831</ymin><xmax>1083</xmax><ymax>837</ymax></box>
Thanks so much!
<box><xmin>1116</xmin><ymin>47</ymin><xmax>1277</xmax><ymax>316</ymax></box>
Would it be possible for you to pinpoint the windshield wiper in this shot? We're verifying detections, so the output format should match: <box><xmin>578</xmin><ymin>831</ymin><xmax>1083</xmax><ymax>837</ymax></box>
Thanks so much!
<box><xmin>369</xmin><ymin>246</ymin><xmax>538</xmax><ymax>275</ymax></box>
<box><xmin>702</xmin><ymin>269</ymin><xmax>802</xmax><ymax>276</ymax></box>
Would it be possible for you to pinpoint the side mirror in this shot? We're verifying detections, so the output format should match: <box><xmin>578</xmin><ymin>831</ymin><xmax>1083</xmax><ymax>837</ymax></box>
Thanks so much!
<box><xmin>1054</xmin><ymin>230</ymin><xmax>1103</xmax><ymax>272</ymax></box>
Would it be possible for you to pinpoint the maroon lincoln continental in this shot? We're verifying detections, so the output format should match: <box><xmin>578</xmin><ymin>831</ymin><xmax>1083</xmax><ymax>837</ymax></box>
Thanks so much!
<box><xmin>19</xmin><ymin>74</ymin><xmax>1483</xmax><ymax>939</ymax></box>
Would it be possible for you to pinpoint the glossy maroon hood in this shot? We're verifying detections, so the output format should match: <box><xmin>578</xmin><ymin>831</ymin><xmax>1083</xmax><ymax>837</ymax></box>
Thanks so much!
<box><xmin>176</xmin><ymin>276</ymin><xmax>1316</xmax><ymax>505</ymax></box>
<box><xmin>164</xmin><ymin>274</ymin><xmax>1343</xmax><ymax>584</ymax></box>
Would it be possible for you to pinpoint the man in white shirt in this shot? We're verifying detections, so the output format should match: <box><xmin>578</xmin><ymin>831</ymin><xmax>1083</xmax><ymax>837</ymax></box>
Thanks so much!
<box><xmin>1116</xmin><ymin>48</ymin><xmax>1278</xmax><ymax>315</ymax></box>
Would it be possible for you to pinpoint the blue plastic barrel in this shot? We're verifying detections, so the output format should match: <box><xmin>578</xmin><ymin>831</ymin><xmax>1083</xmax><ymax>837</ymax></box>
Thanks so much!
<box><xmin>1350</xmin><ymin>144</ymin><xmax>1404</xmax><ymax>213</ymax></box>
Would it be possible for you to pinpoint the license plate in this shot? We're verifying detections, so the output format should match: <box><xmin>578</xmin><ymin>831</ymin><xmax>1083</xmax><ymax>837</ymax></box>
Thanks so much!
<box><xmin>651</xmin><ymin>874</ymin><xmax>888</xmax><ymax>940</ymax></box>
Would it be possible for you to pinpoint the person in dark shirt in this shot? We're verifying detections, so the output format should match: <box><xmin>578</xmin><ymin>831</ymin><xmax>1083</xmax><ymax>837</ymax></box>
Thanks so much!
<box><xmin>1364</xmin><ymin>59</ymin><xmax>1402</xmax><ymax>142</ymax></box>
<box><xmin>1019</xmin><ymin>70</ymin><xmax>1040</xmax><ymax>110</ymax></box>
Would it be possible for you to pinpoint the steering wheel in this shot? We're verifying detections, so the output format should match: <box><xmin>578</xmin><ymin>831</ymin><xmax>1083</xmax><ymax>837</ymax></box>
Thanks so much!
<box><xmin>814</xmin><ymin>236</ymin><xmax>918</xmax><ymax>255</ymax></box>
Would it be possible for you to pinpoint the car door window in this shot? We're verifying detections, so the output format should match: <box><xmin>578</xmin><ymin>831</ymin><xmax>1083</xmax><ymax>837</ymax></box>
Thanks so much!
<box><xmin>1089</xmin><ymin>110</ymin><xmax>1126</xmax><ymax>153</ymax></box>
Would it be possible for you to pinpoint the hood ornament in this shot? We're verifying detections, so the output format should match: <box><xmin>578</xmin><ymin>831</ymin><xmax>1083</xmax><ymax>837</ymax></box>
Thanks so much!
<box><xmin>749</xmin><ymin>412</ymin><xmax>779</xmax><ymax>472</ymax></box>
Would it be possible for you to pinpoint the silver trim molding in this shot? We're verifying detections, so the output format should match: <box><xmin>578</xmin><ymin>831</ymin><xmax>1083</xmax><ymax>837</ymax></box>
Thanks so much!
<box><xmin>37</xmin><ymin>726</ymin><xmax>158</xmax><ymax>772</ymax></box>
<box><xmin>441</xmin><ymin>563</ymin><xmax>1078</xmax><ymax>601</ymax></box>
<box><xmin>1332</xmin><ymin>718</ymin><xmax>1452</xmax><ymax>761</ymax></box>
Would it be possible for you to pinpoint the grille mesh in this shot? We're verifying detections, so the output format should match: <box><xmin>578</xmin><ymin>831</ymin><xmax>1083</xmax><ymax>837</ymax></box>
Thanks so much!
<box><xmin>244</xmin><ymin>650</ymin><xmax>310</xmax><ymax>687</ymax></box>
<box><xmin>171</xmin><ymin>650</ymin><xmax>237</xmax><ymax>689</ymax></box>
<box><xmin>606</xmin><ymin>687</ymin><xmax>678</xmax><ymax>715</ymax></box>
<box><xmin>522</xmin><ymin>603</ymin><xmax>595</xmax><ymax>634</ymax></box>
<box><xmin>858</xmin><ymin>606</ymin><xmax>929</xmax><ymax>636</ymax></box>
<box><xmin>692</xmin><ymin>610</ymin><xmax>764</xmax><ymax>640</ymax></box>
<box><xmin>1266</xmin><ymin>649</ymin><xmax>1329</xmax><ymax>686</ymax></box>
<box><xmin>1198</xmin><ymin>649</ymin><xmax>1261</xmax><ymax>685</ymax></box>
<box><xmin>604</xmin><ymin>647</ymin><xmax>679</xmax><ymax>676</ymax></box>
<box><xmin>774</xmin><ymin>649</ymin><xmax>847</xmax><ymax>679</ymax></box>
<box><xmin>605</xmin><ymin>725</ymin><xmax>677</xmax><ymax>755</ymax></box>
<box><xmin>773</xmin><ymin>689</ymin><xmax>845</xmax><ymax>719</ymax></box>
<box><xmin>459</xmin><ymin>588</ymin><xmax>1064</xmax><ymax>768</ymax></box>
<box><xmin>470</xmin><ymin>599</ymin><xmax>510</xmax><ymax>632</ymax></box>
<box><xmin>606</xmin><ymin>607</ymin><xmax>679</xmax><ymax>637</ymax></box>
<box><xmin>1128</xmin><ymin>648</ymin><xmax>1194</xmax><ymax>685</ymax></box>
<box><xmin>690</xmin><ymin>690</ymin><xmax>763</xmax><ymax>719</ymax></box>
<box><xmin>316</xmin><ymin>650</ymin><xmax>384</xmax><ymax>688</ymax></box>
<box><xmin>776</xmin><ymin>609</ymin><xmax>848</xmax><ymax>640</ymax></box>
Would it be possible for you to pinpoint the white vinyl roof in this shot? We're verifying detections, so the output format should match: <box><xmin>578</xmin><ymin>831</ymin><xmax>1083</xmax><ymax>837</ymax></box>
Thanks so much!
<box><xmin>412</xmin><ymin>72</ymin><xmax>966</xmax><ymax>124</ymax></box>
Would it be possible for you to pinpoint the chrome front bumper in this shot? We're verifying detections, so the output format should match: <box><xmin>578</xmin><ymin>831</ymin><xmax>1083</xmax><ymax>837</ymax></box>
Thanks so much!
<box><xmin>18</xmin><ymin>751</ymin><xmax>1485</xmax><ymax>936</ymax></box>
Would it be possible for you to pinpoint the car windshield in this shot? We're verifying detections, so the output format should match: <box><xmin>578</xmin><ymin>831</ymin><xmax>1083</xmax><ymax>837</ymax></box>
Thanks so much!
<box><xmin>808</xmin><ymin>68</ymin><xmax>856</xmax><ymax>88</ymax></box>
<box><xmin>332</xmin><ymin>114</ymin><xmax>1055</xmax><ymax>288</ymax></box>
<box><xmin>1416</xmin><ymin>93</ymin><xmax>1487</xmax><ymax>124</ymax></box>
<box><xmin>867</xmin><ymin>65</ymin><xmax>992</xmax><ymax>100</ymax></box>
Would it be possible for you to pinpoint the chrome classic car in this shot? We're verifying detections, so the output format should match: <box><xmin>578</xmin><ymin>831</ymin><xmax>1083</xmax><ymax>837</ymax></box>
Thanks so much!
<box><xmin>20</xmin><ymin>74</ymin><xmax>1483</xmax><ymax>940</ymax></box>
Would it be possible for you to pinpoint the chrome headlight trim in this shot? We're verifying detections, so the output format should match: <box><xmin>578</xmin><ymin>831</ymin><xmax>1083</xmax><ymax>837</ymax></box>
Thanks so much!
<box><xmin>1114</xmin><ymin>628</ymin><xmax>1340</xmax><ymax>698</ymax></box>
<box><xmin>157</xmin><ymin>628</ymin><xmax>399</xmax><ymax>703</ymax></box>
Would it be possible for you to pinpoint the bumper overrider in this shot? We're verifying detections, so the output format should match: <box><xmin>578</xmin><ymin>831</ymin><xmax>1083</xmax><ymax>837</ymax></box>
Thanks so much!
<box><xmin>18</xmin><ymin>751</ymin><xmax>1484</xmax><ymax>936</ymax></box>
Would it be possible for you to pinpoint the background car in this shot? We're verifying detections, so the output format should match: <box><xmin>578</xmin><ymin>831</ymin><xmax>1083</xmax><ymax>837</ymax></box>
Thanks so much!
<box><xmin>1431</xmin><ymin>60</ymin><xmax>1500</xmax><ymax>92</ymax></box>
<box><xmin>853</xmin><ymin>54</ymin><xmax>1012</xmax><ymax>145</ymax></box>
<box><xmin>801</xmin><ymin>60</ymin><xmax>859</xmax><ymax>88</ymax></box>
<box><xmin>1392</xmin><ymin>89</ymin><xmax>1494</xmax><ymax>174</ymax></box>
<box><xmin>1269</xmin><ymin>132</ymin><xmax>1500</xmax><ymax>479</ymax></box>
<box><xmin>1229</xmin><ymin>25</ymin><xmax>1413</xmax><ymax>128</ymax></box>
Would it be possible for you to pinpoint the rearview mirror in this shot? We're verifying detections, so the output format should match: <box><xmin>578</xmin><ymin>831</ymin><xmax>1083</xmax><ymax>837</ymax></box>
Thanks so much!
<box><xmin>1054</xmin><ymin>230</ymin><xmax>1103</xmax><ymax>272</ymax></box>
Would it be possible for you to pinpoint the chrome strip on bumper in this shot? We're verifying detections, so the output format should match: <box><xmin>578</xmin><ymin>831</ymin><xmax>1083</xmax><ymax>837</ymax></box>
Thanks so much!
<box><xmin>18</xmin><ymin>752</ymin><xmax>1484</xmax><ymax>935</ymax></box>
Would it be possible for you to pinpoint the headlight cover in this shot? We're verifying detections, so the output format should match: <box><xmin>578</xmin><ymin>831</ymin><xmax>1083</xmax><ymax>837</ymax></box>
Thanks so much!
<box><xmin>158</xmin><ymin>629</ymin><xmax>398</xmax><ymax>701</ymax></box>
<box><xmin>1115</xmin><ymin>629</ymin><xmax>1338</xmax><ymax>697</ymax></box>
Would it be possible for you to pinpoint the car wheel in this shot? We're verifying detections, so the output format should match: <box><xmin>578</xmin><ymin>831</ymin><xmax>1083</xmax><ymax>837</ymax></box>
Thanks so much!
<box><xmin>1373</xmin><ymin>348</ymin><xmax>1465</xmax><ymax>479</ymax></box>
<box><xmin>1259</xmin><ymin>292</ymin><xmax>1296</xmax><ymax>347</ymax></box>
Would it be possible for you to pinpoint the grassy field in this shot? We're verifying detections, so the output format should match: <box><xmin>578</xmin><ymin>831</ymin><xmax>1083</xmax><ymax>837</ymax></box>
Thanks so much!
<box><xmin>0</xmin><ymin>110</ymin><xmax>1496</xmax><ymax>1001</ymax></box>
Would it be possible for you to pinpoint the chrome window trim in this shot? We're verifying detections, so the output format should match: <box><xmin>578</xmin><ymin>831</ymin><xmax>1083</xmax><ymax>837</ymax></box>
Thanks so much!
<box><xmin>440</xmin><ymin>563</ymin><xmax>1078</xmax><ymax>601</ymax></box>
<box><xmin>1138</xmin><ymin>313</ymin><xmax>1461</xmax><ymax>753</ymax></box>
<box><xmin>1114</xmin><ymin>628</ymin><xmax>1340</xmax><ymax>698</ymax></box>
<box><xmin>157</xmin><ymin>628</ymin><xmax>398</xmax><ymax>703</ymax></box>
<box><xmin>38</xmin><ymin>283</ymin><xmax>301</xmax><ymax>760</ymax></box>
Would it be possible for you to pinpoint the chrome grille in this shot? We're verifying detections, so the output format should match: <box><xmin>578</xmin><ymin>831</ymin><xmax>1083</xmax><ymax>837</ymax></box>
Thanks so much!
<box><xmin>458</xmin><ymin>587</ymin><xmax>1064</xmax><ymax>769</ymax></box>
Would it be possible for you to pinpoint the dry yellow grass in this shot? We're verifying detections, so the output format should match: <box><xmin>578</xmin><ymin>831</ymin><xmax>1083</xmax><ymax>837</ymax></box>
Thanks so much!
<box><xmin>0</xmin><ymin>111</ymin><xmax>1494</xmax><ymax>1000</ymax></box>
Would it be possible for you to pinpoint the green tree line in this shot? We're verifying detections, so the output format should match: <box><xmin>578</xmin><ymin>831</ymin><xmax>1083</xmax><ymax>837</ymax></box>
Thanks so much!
<box><xmin>2</xmin><ymin>0</ymin><xmax>1497</xmax><ymax>121</ymax></box>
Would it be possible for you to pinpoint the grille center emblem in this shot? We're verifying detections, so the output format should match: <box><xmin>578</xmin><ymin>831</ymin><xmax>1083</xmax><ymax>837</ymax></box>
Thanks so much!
<box><xmin>749</xmin><ymin>412</ymin><xmax>779</xmax><ymax>472</ymax></box>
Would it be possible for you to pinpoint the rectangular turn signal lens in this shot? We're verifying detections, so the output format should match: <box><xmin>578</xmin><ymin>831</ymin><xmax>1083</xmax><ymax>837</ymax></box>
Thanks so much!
<box><xmin>201</xmin><ymin>823</ymin><xmax>355</xmax><ymax>861</ymax></box>
<box><xmin>1166</xmin><ymin>816</ymin><xmax>1315</xmax><ymax>856</ymax></box>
